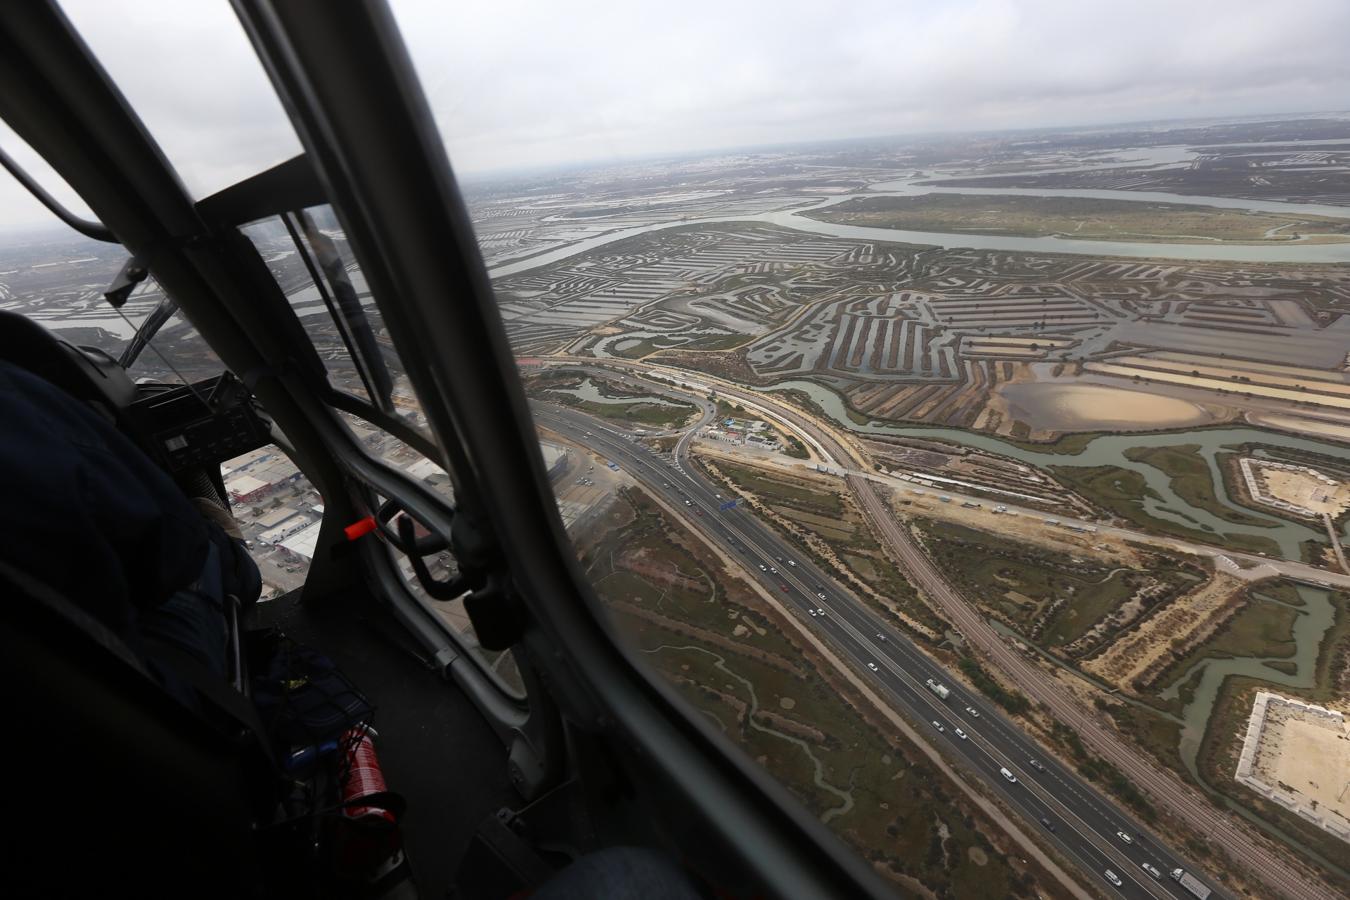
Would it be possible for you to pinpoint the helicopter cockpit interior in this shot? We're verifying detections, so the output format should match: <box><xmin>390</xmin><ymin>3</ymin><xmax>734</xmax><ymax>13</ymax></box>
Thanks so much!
<box><xmin>0</xmin><ymin>3</ymin><xmax>889</xmax><ymax>898</ymax></box>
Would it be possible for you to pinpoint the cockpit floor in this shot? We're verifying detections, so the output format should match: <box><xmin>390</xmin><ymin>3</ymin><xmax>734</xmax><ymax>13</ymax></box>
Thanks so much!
<box><xmin>253</xmin><ymin>589</ymin><xmax>517</xmax><ymax>897</ymax></box>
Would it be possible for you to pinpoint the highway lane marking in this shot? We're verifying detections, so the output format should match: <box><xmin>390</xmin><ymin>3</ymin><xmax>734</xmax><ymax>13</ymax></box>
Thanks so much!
<box><xmin>543</xmin><ymin>408</ymin><xmax>1201</xmax><ymax>900</ymax></box>
<box><xmin>546</xmin><ymin>410</ymin><xmax>1173</xmax><ymax>896</ymax></box>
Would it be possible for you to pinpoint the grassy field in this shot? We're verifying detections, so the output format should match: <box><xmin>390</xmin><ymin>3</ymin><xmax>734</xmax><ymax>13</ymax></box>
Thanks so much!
<box><xmin>1123</xmin><ymin>444</ymin><xmax>1276</xmax><ymax>527</ymax></box>
<box><xmin>1114</xmin><ymin>584</ymin><xmax>1350</xmax><ymax>892</ymax></box>
<box><xmin>560</xmin><ymin>395</ymin><xmax>697</xmax><ymax>428</ymax></box>
<box><xmin>1050</xmin><ymin>464</ymin><xmax>1283</xmax><ymax>556</ymax></box>
<box><xmin>707</xmin><ymin>458</ymin><xmax>944</xmax><ymax>633</ymax></box>
<box><xmin>803</xmin><ymin>194</ymin><xmax>1350</xmax><ymax>244</ymax></box>
<box><xmin>912</xmin><ymin>517</ymin><xmax>1188</xmax><ymax>650</ymax></box>
<box><xmin>581</xmin><ymin>487</ymin><xmax>1044</xmax><ymax>898</ymax></box>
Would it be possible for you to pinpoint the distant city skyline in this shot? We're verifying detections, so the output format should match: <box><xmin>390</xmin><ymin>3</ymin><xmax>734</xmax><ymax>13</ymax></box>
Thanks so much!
<box><xmin>0</xmin><ymin>0</ymin><xmax>1347</xmax><ymax>229</ymax></box>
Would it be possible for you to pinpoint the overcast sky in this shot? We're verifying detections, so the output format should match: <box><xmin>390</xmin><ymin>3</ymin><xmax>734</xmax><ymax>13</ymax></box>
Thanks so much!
<box><xmin>1</xmin><ymin>0</ymin><xmax>1347</xmax><ymax>231</ymax></box>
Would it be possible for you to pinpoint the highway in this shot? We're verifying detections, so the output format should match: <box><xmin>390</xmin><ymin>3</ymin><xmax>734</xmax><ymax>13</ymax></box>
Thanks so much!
<box><xmin>535</xmin><ymin>400</ymin><xmax>1223</xmax><ymax>900</ymax></box>
<box><xmin>551</xmin><ymin>357</ymin><xmax>1340</xmax><ymax>900</ymax></box>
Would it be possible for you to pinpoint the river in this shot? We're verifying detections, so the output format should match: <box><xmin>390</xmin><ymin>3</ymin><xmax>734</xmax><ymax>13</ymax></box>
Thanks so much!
<box><xmin>489</xmin><ymin>139</ymin><xmax>1350</xmax><ymax>278</ymax></box>
<box><xmin>546</xmin><ymin>376</ymin><xmax>685</xmax><ymax>407</ymax></box>
<box><xmin>1160</xmin><ymin>584</ymin><xmax>1337</xmax><ymax>780</ymax></box>
<box><xmin>766</xmin><ymin>378</ymin><xmax>1350</xmax><ymax>559</ymax></box>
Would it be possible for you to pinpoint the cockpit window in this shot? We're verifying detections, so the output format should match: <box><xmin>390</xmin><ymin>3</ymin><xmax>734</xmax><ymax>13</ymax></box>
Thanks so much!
<box><xmin>243</xmin><ymin>207</ymin><xmax>428</xmax><ymax>434</ymax></box>
<box><xmin>58</xmin><ymin>0</ymin><xmax>303</xmax><ymax>200</ymax></box>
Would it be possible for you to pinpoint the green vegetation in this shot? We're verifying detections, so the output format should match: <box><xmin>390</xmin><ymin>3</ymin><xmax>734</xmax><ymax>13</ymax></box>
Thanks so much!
<box><xmin>680</xmin><ymin>333</ymin><xmax>751</xmax><ymax>351</ymax></box>
<box><xmin>1123</xmin><ymin>444</ymin><xmax>1275</xmax><ymax>527</ymax></box>
<box><xmin>913</xmin><ymin>517</ymin><xmax>1193</xmax><ymax>650</ymax></box>
<box><xmin>999</xmin><ymin>430</ymin><xmax>1107</xmax><ymax>456</ymax></box>
<box><xmin>707</xmin><ymin>458</ymin><xmax>943</xmax><ymax>634</ymax></box>
<box><xmin>803</xmin><ymin>194</ymin><xmax>1350</xmax><ymax>244</ymax></box>
<box><xmin>957</xmin><ymin>657</ymin><xmax>1029</xmax><ymax>714</ymax></box>
<box><xmin>1155</xmin><ymin>588</ymin><xmax>1304</xmax><ymax>698</ymax></box>
<box><xmin>717</xmin><ymin>460</ymin><xmax>843</xmax><ymax>516</ymax></box>
<box><xmin>584</xmin><ymin>488</ymin><xmax>1033</xmax><ymax>897</ymax></box>
<box><xmin>1196</xmin><ymin>675</ymin><xmax>1350</xmax><ymax>893</ymax></box>
<box><xmin>1201</xmin><ymin>597</ymin><xmax>1300</xmax><ymax>659</ymax></box>
<box><xmin>1051</xmin><ymin>464</ymin><xmax>1283</xmax><ymax>556</ymax></box>
<box><xmin>1102</xmin><ymin>702</ymin><xmax>1188</xmax><ymax>782</ymax></box>
<box><xmin>1047</xmin><ymin>721</ymin><xmax>1156</xmax><ymax>823</ymax></box>
<box><xmin>783</xmin><ymin>435</ymin><xmax>809</xmax><ymax>459</ymax></box>
<box><xmin>558</xmin><ymin>394</ymin><xmax>697</xmax><ymax>428</ymax></box>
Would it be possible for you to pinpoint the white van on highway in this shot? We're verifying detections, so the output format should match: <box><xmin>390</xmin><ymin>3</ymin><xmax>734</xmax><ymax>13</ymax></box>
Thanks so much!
<box><xmin>999</xmin><ymin>767</ymin><xmax>1017</xmax><ymax>784</ymax></box>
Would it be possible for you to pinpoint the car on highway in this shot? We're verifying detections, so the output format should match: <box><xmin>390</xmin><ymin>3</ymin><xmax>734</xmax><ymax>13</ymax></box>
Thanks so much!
<box><xmin>1039</xmin><ymin>817</ymin><xmax>1055</xmax><ymax>832</ymax></box>
<box><xmin>1116</xmin><ymin>831</ymin><xmax>1133</xmax><ymax>845</ymax></box>
<box><xmin>1141</xmin><ymin>862</ymin><xmax>1161</xmax><ymax>879</ymax></box>
<box><xmin>815</xmin><ymin>608</ymin><xmax>825</xmax><ymax>616</ymax></box>
<box><xmin>1103</xmin><ymin>870</ymin><xmax>1122</xmax><ymax>888</ymax></box>
<box><xmin>769</xmin><ymin>566</ymin><xmax>777</xmax><ymax>573</ymax></box>
<box><xmin>779</xmin><ymin>584</ymin><xmax>788</xmax><ymax>592</ymax></box>
<box><xmin>787</xmin><ymin>560</ymin><xmax>796</xmax><ymax>567</ymax></box>
<box><xmin>931</xmin><ymin>721</ymin><xmax>945</xmax><ymax>733</ymax></box>
<box><xmin>999</xmin><ymin>767</ymin><xmax>1017</xmax><ymax>784</ymax></box>
<box><xmin>684</xmin><ymin>499</ymin><xmax>691</xmax><ymax>506</ymax></box>
<box><xmin>867</xmin><ymin>662</ymin><xmax>878</xmax><ymax>672</ymax></box>
<box><xmin>874</xmin><ymin>633</ymin><xmax>886</xmax><ymax>642</ymax></box>
<box><xmin>965</xmin><ymin>706</ymin><xmax>980</xmax><ymax>719</ymax></box>
<box><xmin>808</xmin><ymin>610</ymin><xmax>817</xmax><ymax>617</ymax></box>
<box><xmin>953</xmin><ymin>728</ymin><xmax>967</xmax><ymax>740</ymax></box>
<box><xmin>1027</xmin><ymin>758</ymin><xmax>1045</xmax><ymax>772</ymax></box>
<box><xmin>816</xmin><ymin>592</ymin><xmax>826</xmax><ymax>600</ymax></box>
<box><xmin>758</xmin><ymin>564</ymin><xmax>767</xmax><ymax>571</ymax></box>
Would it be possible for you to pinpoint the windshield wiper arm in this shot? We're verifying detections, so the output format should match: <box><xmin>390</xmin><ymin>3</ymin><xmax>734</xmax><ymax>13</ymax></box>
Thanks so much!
<box><xmin>118</xmin><ymin>294</ymin><xmax>177</xmax><ymax>369</ymax></box>
<box><xmin>295</xmin><ymin>209</ymin><xmax>395</xmax><ymax>412</ymax></box>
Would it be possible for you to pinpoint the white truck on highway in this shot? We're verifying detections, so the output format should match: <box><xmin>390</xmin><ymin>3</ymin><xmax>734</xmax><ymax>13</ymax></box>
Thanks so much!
<box><xmin>925</xmin><ymin>678</ymin><xmax>950</xmax><ymax>700</ymax></box>
<box><xmin>1169</xmin><ymin>869</ymin><xmax>1211</xmax><ymax>899</ymax></box>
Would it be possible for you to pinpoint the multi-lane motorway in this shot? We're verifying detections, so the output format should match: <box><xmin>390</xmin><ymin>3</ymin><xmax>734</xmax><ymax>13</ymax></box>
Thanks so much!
<box><xmin>534</xmin><ymin>400</ymin><xmax>1224</xmax><ymax>900</ymax></box>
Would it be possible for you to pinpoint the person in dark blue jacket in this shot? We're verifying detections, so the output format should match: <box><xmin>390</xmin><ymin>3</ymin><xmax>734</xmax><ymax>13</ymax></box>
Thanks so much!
<box><xmin>0</xmin><ymin>358</ymin><xmax>260</xmax><ymax>683</ymax></box>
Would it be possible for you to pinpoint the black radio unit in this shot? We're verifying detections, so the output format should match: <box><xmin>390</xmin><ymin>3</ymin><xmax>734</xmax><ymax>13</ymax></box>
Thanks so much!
<box><xmin>123</xmin><ymin>371</ymin><xmax>273</xmax><ymax>474</ymax></box>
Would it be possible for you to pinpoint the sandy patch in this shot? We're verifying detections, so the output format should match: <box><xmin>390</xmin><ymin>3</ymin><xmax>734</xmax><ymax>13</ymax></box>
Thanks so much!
<box><xmin>1262</xmin><ymin>716</ymin><xmax>1350</xmax><ymax>822</ymax></box>
<box><xmin>1084</xmin><ymin>573</ymin><xmax>1245</xmax><ymax>690</ymax></box>
<box><xmin>1087</xmin><ymin>361</ymin><xmax>1350</xmax><ymax>411</ymax></box>
<box><xmin>1237</xmin><ymin>693</ymin><xmax>1350</xmax><ymax>840</ymax></box>
<box><xmin>1247</xmin><ymin>412</ymin><xmax>1350</xmax><ymax>444</ymax></box>
<box><xmin>998</xmin><ymin>382</ymin><xmax>1215</xmax><ymax>431</ymax></box>
<box><xmin>1261</xmin><ymin>467</ymin><xmax>1350</xmax><ymax>518</ymax></box>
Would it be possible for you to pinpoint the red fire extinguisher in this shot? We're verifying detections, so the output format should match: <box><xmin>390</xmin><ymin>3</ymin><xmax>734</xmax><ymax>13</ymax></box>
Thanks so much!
<box><xmin>335</xmin><ymin>726</ymin><xmax>407</xmax><ymax>891</ymax></box>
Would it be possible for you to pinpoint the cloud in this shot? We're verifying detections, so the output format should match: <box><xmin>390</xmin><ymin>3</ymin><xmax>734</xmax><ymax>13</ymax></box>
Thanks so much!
<box><xmin>0</xmin><ymin>0</ymin><xmax>1346</xmax><ymax>229</ymax></box>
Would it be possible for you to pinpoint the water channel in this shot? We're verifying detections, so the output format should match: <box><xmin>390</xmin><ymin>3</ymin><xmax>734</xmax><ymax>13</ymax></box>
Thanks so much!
<box><xmin>766</xmin><ymin>378</ymin><xmax>1350</xmax><ymax>557</ymax></box>
<box><xmin>545</xmin><ymin>376</ymin><xmax>684</xmax><ymax>407</ymax></box>
<box><xmin>489</xmin><ymin>139</ymin><xmax>1350</xmax><ymax>279</ymax></box>
<box><xmin>1159</xmin><ymin>584</ymin><xmax>1337</xmax><ymax>780</ymax></box>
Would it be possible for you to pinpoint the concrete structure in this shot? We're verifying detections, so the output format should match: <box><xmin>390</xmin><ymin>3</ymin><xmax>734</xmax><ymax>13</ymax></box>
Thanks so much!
<box><xmin>1235</xmin><ymin>691</ymin><xmax>1350</xmax><ymax>842</ymax></box>
<box><xmin>1238</xmin><ymin>458</ymin><xmax>1325</xmax><ymax>520</ymax></box>
<box><xmin>279</xmin><ymin>518</ymin><xmax>324</xmax><ymax>561</ymax></box>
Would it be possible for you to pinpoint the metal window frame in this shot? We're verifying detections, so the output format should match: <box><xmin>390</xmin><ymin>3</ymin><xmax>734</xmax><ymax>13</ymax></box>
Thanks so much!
<box><xmin>229</xmin><ymin>1</ymin><xmax>892</xmax><ymax>895</ymax></box>
<box><xmin>0</xmin><ymin>1</ymin><xmax>894</xmax><ymax>894</ymax></box>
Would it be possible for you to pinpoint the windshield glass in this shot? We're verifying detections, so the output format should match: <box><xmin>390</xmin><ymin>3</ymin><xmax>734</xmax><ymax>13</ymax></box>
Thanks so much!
<box><xmin>58</xmin><ymin>0</ymin><xmax>303</xmax><ymax>200</ymax></box>
<box><xmin>390</xmin><ymin>1</ymin><xmax>1350</xmax><ymax>898</ymax></box>
<box><xmin>2</xmin><ymin>3</ymin><xmax>1348</xmax><ymax>898</ymax></box>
